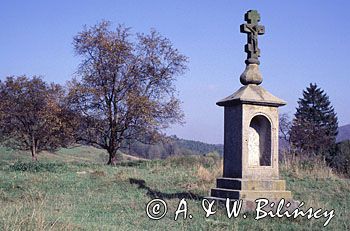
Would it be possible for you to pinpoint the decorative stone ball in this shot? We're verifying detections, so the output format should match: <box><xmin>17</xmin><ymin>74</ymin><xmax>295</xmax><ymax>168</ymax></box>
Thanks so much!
<box><xmin>240</xmin><ymin>64</ymin><xmax>263</xmax><ymax>85</ymax></box>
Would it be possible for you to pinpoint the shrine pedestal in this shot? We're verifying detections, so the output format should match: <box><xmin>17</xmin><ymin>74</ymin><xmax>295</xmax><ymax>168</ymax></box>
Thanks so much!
<box><xmin>208</xmin><ymin>10</ymin><xmax>294</xmax><ymax>204</ymax></box>
<box><xmin>211</xmin><ymin>178</ymin><xmax>292</xmax><ymax>200</ymax></box>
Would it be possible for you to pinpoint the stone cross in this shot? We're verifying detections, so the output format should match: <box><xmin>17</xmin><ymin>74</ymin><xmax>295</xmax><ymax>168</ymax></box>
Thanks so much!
<box><xmin>240</xmin><ymin>10</ymin><xmax>265</xmax><ymax>65</ymax></box>
<box><xmin>209</xmin><ymin>9</ymin><xmax>293</xmax><ymax>209</ymax></box>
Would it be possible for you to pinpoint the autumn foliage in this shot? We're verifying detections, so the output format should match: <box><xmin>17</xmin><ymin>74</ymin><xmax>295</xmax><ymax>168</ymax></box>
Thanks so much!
<box><xmin>66</xmin><ymin>21</ymin><xmax>188</xmax><ymax>164</ymax></box>
<box><xmin>0</xmin><ymin>76</ymin><xmax>76</xmax><ymax>160</ymax></box>
<box><xmin>0</xmin><ymin>21</ymin><xmax>187</xmax><ymax>164</ymax></box>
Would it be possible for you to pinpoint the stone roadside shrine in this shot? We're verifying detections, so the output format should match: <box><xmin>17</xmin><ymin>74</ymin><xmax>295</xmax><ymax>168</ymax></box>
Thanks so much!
<box><xmin>208</xmin><ymin>10</ymin><xmax>294</xmax><ymax>208</ymax></box>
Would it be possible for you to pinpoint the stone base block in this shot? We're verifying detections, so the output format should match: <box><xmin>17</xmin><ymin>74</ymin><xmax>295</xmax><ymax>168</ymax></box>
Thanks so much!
<box><xmin>211</xmin><ymin>188</ymin><xmax>292</xmax><ymax>200</ymax></box>
<box><xmin>210</xmin><ymin>177</ymin><xmax>292</xmax><ymax>200</ymax></box>
<box><xmin>217</xmin><ymin>178</ymin><xmax>286</xmax><ymax>191</ymax></box>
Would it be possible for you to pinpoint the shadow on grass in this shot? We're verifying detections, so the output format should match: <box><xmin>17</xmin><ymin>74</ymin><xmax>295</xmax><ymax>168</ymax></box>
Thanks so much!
<box><xmin>129</xmin><ymin>178</ymin><xmax>203</xmax><ymax>201</ymax></box>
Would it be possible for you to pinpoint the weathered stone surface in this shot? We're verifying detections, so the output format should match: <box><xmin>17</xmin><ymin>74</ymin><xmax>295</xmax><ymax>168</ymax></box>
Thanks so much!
<box><xmin>222</xmin><ymin>106</ymin><xmax>243</xmax><ymax>178</ymax></box>
<box><xmin>240</xmin><ymin>64</ymin><xmax>263</xmax><ymax>85</ymax></box>
<box><xmin>242</xmin><ymin>104</ymin><xmax>280</xmax><ymax>180</ymax></box>
<box><xmin>248</xmin><ymin>115</ymin><xmax>271</xmax><ymax>166</ymax></box>
<box><xmin>211</xmin><ymin>188</ymin><xmax>292</xmax><ymax>200</ymax></box>
<box><xmin>212</xmin><ymin>178</ymin><xmax>292</xmax><ymax>201</ymax></box>
<box><xmin>220</xmin><ymin>103</ymin><xmax>280</xmax><ymax>180</ymax></box>
<box><xmin>216</xmin><ymin>178</ymin><xmax>287</xmax><ymax>191</ymax></box>
<box><xmin>240</xmin><ymin>10</ymin><xmax>265</xmax><ymax>65</ymax></box>
<box><xmin>216</xmin><ymin>84</ymin><xmax>286</xmax><ymax>107</ymax></box>
<box><xmin>248</xmin><ymin>124</ymin><xmax>261</xmax><ymax>166</ymax></box>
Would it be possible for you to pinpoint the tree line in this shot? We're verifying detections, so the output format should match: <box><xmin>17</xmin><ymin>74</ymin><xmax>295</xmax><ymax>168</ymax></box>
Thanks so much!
<box><xmin>125</xmin><ymin>135</ymin><xmax>223</xmax><ymax>159</ymax></box>
<box><xmin>0</xmin><ymin>21</ymin><xmax>348</xmax><ymax>173</ymax></box>
<box><xmin>0</xmin><ymin>21</ymin><xmax>188</xmax><ymax>165</ymax></box>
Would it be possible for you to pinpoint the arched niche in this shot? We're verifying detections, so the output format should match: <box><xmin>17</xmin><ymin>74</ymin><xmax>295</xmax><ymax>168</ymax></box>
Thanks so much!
<box><xmin>248</xmin><ymin>115</ymin><xmax>272</xmax><ymax>166</ymax></box>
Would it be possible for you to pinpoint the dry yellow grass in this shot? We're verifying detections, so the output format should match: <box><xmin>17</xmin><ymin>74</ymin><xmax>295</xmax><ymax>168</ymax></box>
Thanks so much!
<box><xmin>280</xmin><ymin>151</ymin><xmax>336</xmax><ymax>179</ymax></box>
<box><xmin>196</xmin><ymin>161</ymin><xmax>223</xmax><ymax>183</ymax></box>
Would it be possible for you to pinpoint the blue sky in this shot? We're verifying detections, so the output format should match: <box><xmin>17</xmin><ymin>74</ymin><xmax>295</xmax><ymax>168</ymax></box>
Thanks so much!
<box><xmin>1</xmin><ymin>1</ymin><xmax>349</xmax><ymax>144</ymax></box>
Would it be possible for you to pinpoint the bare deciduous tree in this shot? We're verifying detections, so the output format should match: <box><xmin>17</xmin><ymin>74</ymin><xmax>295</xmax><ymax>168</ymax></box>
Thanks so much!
<box><xmin>279</xmin><ymin>112</ymin><xmax>292</xmax><ymax>145</ymax></box>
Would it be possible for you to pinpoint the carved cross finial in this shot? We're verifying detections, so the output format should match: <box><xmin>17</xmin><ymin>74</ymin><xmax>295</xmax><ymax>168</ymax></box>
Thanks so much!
<box><xmin>240</xmin><ymin>10</ymin><xmax>265</xmax><ymax>65</ymax></box>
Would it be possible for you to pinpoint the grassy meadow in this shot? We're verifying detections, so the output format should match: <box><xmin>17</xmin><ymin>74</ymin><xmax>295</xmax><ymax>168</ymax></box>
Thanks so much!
<box><xmin>0</xmin><ymin>146</ymin><xmax>349</xmax><ymax>230</ymax></box>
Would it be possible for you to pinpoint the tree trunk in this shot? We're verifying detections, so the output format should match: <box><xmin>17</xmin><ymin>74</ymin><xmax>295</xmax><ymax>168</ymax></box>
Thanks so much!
<box><xmin>107</xmin><ymin>151</ymin><xmax>117</xmax><ymax>165</ymax></box>
<box><xmin>30</xmin><ymin>136</ymin><xmax>38</xmax><ymax>161</ymax></box>
<box><xmin>107</xmin><ymin>141</ymin><xmax>121</xmax><ymax>165</ymax></box>
<box><xmin>31</xmin><ymin>146</ymin><xmax>37</xmax><ymax>161</ymax></box>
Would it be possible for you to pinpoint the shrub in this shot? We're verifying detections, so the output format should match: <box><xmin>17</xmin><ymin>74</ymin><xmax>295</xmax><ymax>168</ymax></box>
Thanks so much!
<box><xmin>328</xmin><ymin>140</ymin><xmax>350</xmax><ymax>177</ymax></box>
<box><xmin>280</xmin><ymin>150</ymin><xmax>336</xmax><ymax>179</ymax></box>
<box><xmin>9</xmin><ymin>161</ymin><xmax>68</xmax><ymax>173</ymax></box>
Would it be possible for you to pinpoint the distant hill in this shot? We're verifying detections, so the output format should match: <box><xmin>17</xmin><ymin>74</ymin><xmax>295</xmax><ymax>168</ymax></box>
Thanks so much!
<box><xmin>53</xmin><ymin>124</ymin><xmax>350</xmax><ymax>160</ymax></box>
<box><xmin>172</xmin><ymin>136</ymin><xmax>223</xmax><ymax>156</ymax></box>
<box><xmin>124</xmin><ymin>136</ymin><xmax>223</xmax><ymax>159</ymax></box>
<box><xmin>121</xmin><ymin>124</ymin><xmax>350</xmax><ymax>159</ymax></box>
<box><xmin>279</xmin><ymin>124</ymin><xmax>350</xmax><ymax>150</ymax></box>
<box><xmin>337</xmin><ymin>124</ymin><xmax>350</xmax><ymax>142</ymax></box>
<box><xmin>173</xmin><ymin>124</ymin><xmax>350</xmax><ymax>156</ymax></box>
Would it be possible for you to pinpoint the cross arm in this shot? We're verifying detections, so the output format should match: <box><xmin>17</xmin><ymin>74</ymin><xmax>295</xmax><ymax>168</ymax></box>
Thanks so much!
<box><xmin>257</xmin><ymin>25</ymin><xmax>265</xmax><ymax>35</ymax></box>
<box><xmin>240</xmin><ymin>24</ymin><xmax>265</xmax><ymax>35</ymax></box>
<box><xmin>240</xmin><ymin>24</ymin><xmax>251</xmax><ymax>34</ymax></box>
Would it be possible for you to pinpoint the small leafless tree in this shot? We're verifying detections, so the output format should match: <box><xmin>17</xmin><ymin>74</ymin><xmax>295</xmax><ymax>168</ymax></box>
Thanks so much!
<box><xmin>279</xmin><ymin>112</ymin><xmax>292</xmax><ymax>146</ymax></box>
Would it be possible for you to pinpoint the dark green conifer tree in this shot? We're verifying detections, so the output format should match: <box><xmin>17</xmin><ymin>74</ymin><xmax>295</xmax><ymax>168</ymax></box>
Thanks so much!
<box><xmin>290</xmin><ymin>83</ymin><xmax>338</xmax><ymax>156</ymax></box>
